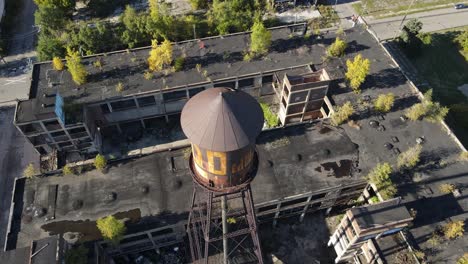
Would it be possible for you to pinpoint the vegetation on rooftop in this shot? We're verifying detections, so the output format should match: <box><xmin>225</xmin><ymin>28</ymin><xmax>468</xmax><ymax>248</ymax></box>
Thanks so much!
<box><xmin>116</xmin><ymin>82</ymin><xmax>124</xmax><ymax>93</ymax></box>
<box><xmin>23</xmin><ymin>163</ymin><xmax>38</xmax><ymax>179</ymax></box>
<box><xmin>374</xmin><ymin>93</ymin><xmax>395</xmax><ymax>113</ymax></box>
<box><xmin>94</xmin><ymin>154</ymin><xmax>107</xmax><ymax>172</ymax></box>
<box><xmin>327</xmin><ymin>37</ymin><xmax>347</xmax><ymax>57</ymax></box>
<box><xmin>345</xmin><ymin>54</ymin><xmax>370</xmax><ymax>94</ymax></box>
<box><xmin>457</xmin><ymin>253</ymin><xmax>468</xmax><ymax>264</ymax></box>
<box><xmin>397</xmin><ymin>144</ymin><xmax>422</xmax><ymax>169</ymax></box>
<box><xmin>148</xmin><ymin>39</ymin><xmax>173</xmax><ymax>72</ymax></box>
<box><xmin>245</xmin><ymin>20</ymin><xmax>272</xmax><ymax>60</ymax></box>
<box><xmin>443</xmin><ymin>220</ymin><xmax>465</xmax><ymax>240</ymax></box>
<box><xmin>439</xmin><ymin>183</ymin><xmax>456</xmax><ymax>194</ymax></box>
<box><xmin>66</xmin><ymin>48</ymin><xmax>88</xmax><ymax>85</ymax></box>
<box><xmin>330</xmin><ymin>101</ymin><xmax>354</xmax><ymax>126</ymax></box>
<box><xmin>366</xmin><ymin>163</ymin><xmax>397</xmax><ymax>200</ymax></box>
<box><xmin>52</xmin><ymin>57</ymin><xmax>65</xmax><ymax>71</ymax></box>
<box><xmin>96</xmin><ymin>215</ymin><xmax>126</xmax><ymax>245</ymax></box>
<box><xmin>405</xmin><ymin>89</ymin><xmax>449</xmax><ymax>122</ymax></box>
<box><xmin>260</xmin><ymin>102</ymin><xmax>279</xmax><ymax>128</ymax></box>
<box><xmin>62</xmin><ymin>164</ymin><xmax>74</xmax><ymax>176</ymax></box>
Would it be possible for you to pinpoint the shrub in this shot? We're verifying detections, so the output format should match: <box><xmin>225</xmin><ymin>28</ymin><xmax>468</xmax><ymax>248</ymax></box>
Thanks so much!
<box><xmin>96</xmin><ymin>215</ymin><xmax>126</xmax><ymax>244</ymax></box>
<box><xmin>397</xmin><ymin>144</ymin><xmax>422</xmax><ymax>169</ymax></box>
<box><xmin>428</xmin><ymin>232</ymin><xmax>442</xmax><ymax>246</ymax></box>
<box><xmin>369</xmin><ymin>196</ymin><xmax>380</xmax><ymax>203</ymax></box>
<box><xmin>143</xmin><ymin>71</ymin><xmax>153</xmax><ymax>80</ymax></box>
<box><xmin>345</xmin><ymin>54</ymin><xmax>370</xmax><ymax>93</ymax></box>
<box><xmin>455</xmin><ymin>29</ymin><xmax>468</xmax><ymax>54</ymax></box>
<box><xmin>94</xmin><ymin>154</ymin><xmax>107</xmax><ymax>171</ymax></box>
<box><xmin>93</xmin><ymin>59</ymin><xmax>102</xmax><ymax>68</ymax></box>
<box><xmin>331</xmin><ymin>101</ymin><xmax>354</xmax><ymax>126</ymax></box>
<box><xmin>63</xmin><ymin>164</ymin><xmax>74</xmax><ymax>175</ymax></box>
<box><xmin>148</xmin><ymin>39</ymin><xmax>173</xmax><ymax>72</ymax></box>
<box><xmin>406</xmin><ymin>103</ymin><xmax>426</xmax><ymax>121</ymax></box>
<box><xmin>52</xmin><ymin>57</ymin><xmax>64</xmax><ymax>71</ymax></box>
<box><xmin>115</xmin><ymin>82</ymin><xmax>124</xmax><ymax>93</ymax></box>
<box><xmin>457</xmin><ymin>253</ymin><xmax>468</xmax><ymax>264</ymax></box>
<box><xmin>64</xmin><ymin>245</ymin><xmax>88</xmax><ymax>264</ymax></box>
<box><xmin>374</xmin><ymin>93</ymin><xmax>395</xmax><ymax>112</ymax></box>
<box><xmin>249</xmin><ymin>20</ymin><xmax>272</xmax><ymax>57</ymax></box>
<box><xmin>418</xmin><ymin>32</ymin><xmax>432</xmax><ymax>45</ymax></box>
<box><xmin>23</xmin><ymin>163</ymin><xmax>37</xmax><ymax>179</ymax></box>
<box><xmin>260</xmin><ymin>102</ymin><xmax>279</xmax><ymax>128</ymax></box>
<box><xmin>327</xmin><ymin>37</ymin><xmax>347</xmax><ymax>57</ymax></box>
<box><xmin>189</xmin><ymin>0</ymin><xmax>208</xmax><ymax>9</ymax></box>
<box><xmin>66</xmin><ymin>48</ymin><xmax>87</xmax><ymax>85</ymax></box>
<box><xmin>439</xmin><ymin>183</ymin><xmax>456</xmax><ymax>194</ymax></box>
<box><xmin>367</xmin><ymin>163</ymin><xmax>397</xmax><ymax>200</ymax></box>
<box><xmin>174</xmin><ymin>56</ymin><xmax>185</xmax><ymax>72</ymax></box>
<box><xmin>443</xmin><ymin>220</ymin><xmax>465</xmax><ymax>240</ymax></box>
<box><xmin>413</xmin><ymin>250</ymin><xmax>425</xmax><ymax>261</ymax></box>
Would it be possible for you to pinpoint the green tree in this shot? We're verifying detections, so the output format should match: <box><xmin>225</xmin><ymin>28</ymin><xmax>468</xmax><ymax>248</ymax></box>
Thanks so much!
<box><xmin>327</xmin><ymin>37</ymin><xmax>347</xmax><ymax>57</ymax></box>
<box><xmin>34</xmin><ymin>4</ymin><xmax>69</xmax><ymax>33</ymax></box>
<box><xmin>34</xmin><ymin>0</ymin><xmax>75</xmax><ymax>10</ymax></box>
<box><xmin>406</xmin><ymin>89</ymin><xmax>449</xmax><ymax>122</ymax></box>
<box><xmin>400</xmin><ymin>19</ymin><xmax>423</xmax><ymax>55</ymax></box>
<box><xmin>70</xmin><ymin>22</ymin><xmax>118</xmax><ymax>55</ymax></box>
<box><xmin>146</xmin><ymin>0</ymin><xmax>174</xmax><ymax>40</ymax></box>
<box><xmin>121</xmin><ymin>5</ymin><xmax>151</xmax><ymax>48</ymax></box>
<box><xmin>331</xmin><ymin>101</ymin><xmax>354</xmax><ymax>126</ymax></box>
<box><xmin>397</xmin><ymin>144</ymin><xmax>422</xmax><ymax>169</ymax></box>
<box><xmin>96</xmin><ymin>215</ymin><xmax>126</xmax><ymax>244</ymax></box>
<box><xmin>66</xmin><ymin>48</ymin><xmax>87</xmax><ymax>85</ymax></box>
<box><xmin>249</xmin><ymin>20</ymin><xmax>271</xmax><ymax>57</ymax></box>
<box><xmin>94</xmin><ymin>154</ymin><xmax>107</xmax><ymax>171</ymax></box>
<box><xmin>208</xmin><ymin>0</ymin><xmax>256</xmax><ymax>35</ymax></box>
<box><xmin>148</xmin><ymin>39</ymin><xmax>173</xmax><ymax>72</ymax></box>
<box><xmin>374</xmin><ymin>93</ymin><xmax>395</xmax><ymax>112</ymax></box>
<box><xmin>64</xmin><ymin>245</ymin><xmax>88</xmax><ymax>264</ymax></box>
<box><xmin>345</xmin><ymin>54</ymin><xmax>370</xmax><ymax>93</ymax></box>
<box><xmin>37</xmin><ymin>34</ymin><xmax>65</xmax><ymax>61</ymax></box>
<box><xmin>189</xmin><ymin>0</ymin><xmax>209</xmax><ymax>9</ymax></box>
<box><xmin>367</xmin><ymin>163</ymin><xmax>397</xmax><ymax>200</ymax></box>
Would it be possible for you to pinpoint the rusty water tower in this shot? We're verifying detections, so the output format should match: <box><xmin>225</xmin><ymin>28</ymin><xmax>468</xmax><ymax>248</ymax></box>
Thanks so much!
<box><xmin>181</xmin><ymin>87</ymin><xmax>264</xmax><ymax>264</ymax></box>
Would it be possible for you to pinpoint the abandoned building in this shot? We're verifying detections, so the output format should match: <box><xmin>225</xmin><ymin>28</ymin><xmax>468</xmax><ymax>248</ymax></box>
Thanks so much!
<box><xmin>13</xmin><ymin>23</ymin><xmax>333</xmax><ymax>158</ymax></box>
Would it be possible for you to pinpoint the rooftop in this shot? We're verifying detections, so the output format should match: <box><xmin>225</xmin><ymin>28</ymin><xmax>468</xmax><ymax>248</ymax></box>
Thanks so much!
<box><xmin>16</xmin><ymin>122</ymin><xmax>361</xmax><ymax>247</ymax></box>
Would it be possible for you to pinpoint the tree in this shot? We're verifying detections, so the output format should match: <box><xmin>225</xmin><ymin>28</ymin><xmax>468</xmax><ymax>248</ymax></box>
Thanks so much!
<box><xmin>189</xmin><ymin>0</ymin><xmax>209</xmax><ymax>9</ymax></box>
<box><xmin>331</xmin><ymin>101</ymin><xmax>354</xmax><ymax>126</ymax></box>
<box><xmin>399</xmin><ymin>19</ymin><xmax>423</xmax><ymax>56</ymax></box>
<box><xmin>345</xmin><ymin>54</ymin><xmax>370</xmax><ymax>93</ymax></box>
<box><xmin>146</xmin><ymin>0</ymin><xmax>174</xmax><ymax>40</ymax></box>
<box><xmin>397</xmin><ymin>144</ymin><xmax>422</xmax><ymax>169</ymax></box>
<box><xmin>37</xmin><ymin>34</ymin><xmax>65</xmax><ymax>61</ymax></box>
<box><xmin>208</xmin><ymin>0</ymin><xmax>256</xmax><ymax>35</ymax></box>
<box><xmin>70</xmin><ymin>22</ymin><xmax>118</xmax><ymax>55</ymax></box>
<box><xmin>406</xmin><ymin>102</ymin><xmax>426</xmax><ymax>121</ymax></box>
<box><xmin>52</xmin><ymin>57</ymin><xmax>65</xmax><ymax>71</ymax></box>
<box><xmin>64</xmin><ymin>245</ymin><xmax>88</xmax><ymax>264</ymax></box>
<box><xmin>34</xmin><ymin>4</ymin><xmax>69</xmax><ymax>33</ymax></box>
<box><xmin>367</xmin><ymin>163</ymin><xmax>397</xmax><ymax>200</ymax></box>
<box><xmin>148</xmin><ymin>39</ymin><xmax>173</xmax><ymax>72</ymax></box>
<box><xmin>121</xmin><ymin>5</ymin><xmax>151</xmax><ymax>48</ymax></box>
<box><xmin>443</xmin><ymin>220</ymin><xmax>464</xmax><ymax>240</ymax></box>
<box><xmin>249</xmin><ymin>20</ymin><xmax>271</xmax><ymax>57</ymax></box>
<box><xmin>455</xmin><ymin>29</ymin><xmax>468</xmax><ymax>53</ymax></box>
<box><xmin>374</xmin><ymin>93</ymin><xmax>395</xmax><ymax>112</ymax></box>
<box><xmin>23</xmin><ymin>163</ymin><xmax>37</xmax><ymax>179</ymax></box>
<box><xmin>327</xmin><ymin>37</ymin><xmax>347</xmax><ymax>57</ymax></box>
<box><xmin>34</xmin><ymin>0</ymin><xmax>75</xmax><ymax>10</ymax></box>
<box><xmin>96</xmin><ymin>215</ymin><xmax>126</xmax><ymax>244</ymax></box>
<box><xmin>66</xmin><ymin>48</ymin><xmax>87</xmax><ymax>85</ymax></box>
<box><xmin>94</xmin><ymin>154</ymin><xmax>107</xmax><ymax>171</ymax></box>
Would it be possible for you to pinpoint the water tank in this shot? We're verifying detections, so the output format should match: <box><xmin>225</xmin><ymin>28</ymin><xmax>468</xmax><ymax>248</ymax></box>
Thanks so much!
<box><xmin>181</xmin><ymin>87</ymin><xmax>264</xmax><ymax>191</ymax></box>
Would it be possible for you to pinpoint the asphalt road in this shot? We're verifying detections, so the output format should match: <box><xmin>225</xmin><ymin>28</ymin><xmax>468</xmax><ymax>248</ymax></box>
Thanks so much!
<box><xmin>0</xmin><ymin>107</ymin><xmax>38</xmax><ymax>250</ymax></box>
<box><xmin>367</xmin><ymin>7</ymin><xmax>468</xmax><ymax>40</ymax></box>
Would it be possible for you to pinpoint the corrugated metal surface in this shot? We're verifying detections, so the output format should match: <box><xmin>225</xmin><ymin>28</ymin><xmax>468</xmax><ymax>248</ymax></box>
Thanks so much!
<box><xmin>181</xmin><ymin>87</ymin><xmax>263</xmax><ymax>152</ymax></box>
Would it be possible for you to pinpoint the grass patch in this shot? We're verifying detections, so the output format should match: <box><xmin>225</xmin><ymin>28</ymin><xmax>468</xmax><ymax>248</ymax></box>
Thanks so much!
<box><xmin>402</xmin><ymin>30</ymin><xmax>468</xmax><ymax>146</ymax></box>
<box><xmin>361</xmin><ymin>0</ymin><xmax>458</xmax><ymax>18</ymax></box>
<box><xmin>260</xmin><ymin>102</ymin><xmax>279</xmax><ymax>128</ymax></box>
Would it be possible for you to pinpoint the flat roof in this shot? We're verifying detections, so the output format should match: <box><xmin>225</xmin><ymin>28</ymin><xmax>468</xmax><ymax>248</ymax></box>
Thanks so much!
<box><xmin>17</xmin><ymin>122</ymin><xmax>362</xmax><ymax>246</ymax></box>
<box><xmin>28</xmin><ymin>24</ymin><xmax>325</xmax><ymax>105</ymax></box>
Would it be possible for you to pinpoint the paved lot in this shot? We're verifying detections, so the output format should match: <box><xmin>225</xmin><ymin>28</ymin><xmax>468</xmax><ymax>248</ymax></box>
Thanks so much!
<box><xmin>0</xmin><ymin>107</ymin><xmax>38</xmax><ymax>250</ymax></box>
<box><xmin>331</xmin><ymin>0</ymin><xmax>468</xmax><ymax>40</ymax></box>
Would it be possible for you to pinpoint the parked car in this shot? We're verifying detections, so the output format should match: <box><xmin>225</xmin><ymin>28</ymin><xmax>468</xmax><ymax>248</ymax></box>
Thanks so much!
<box><xmin>454</xmin><ymin>3</ymin><xmax>467</xmax><ymax>9</ymax></box>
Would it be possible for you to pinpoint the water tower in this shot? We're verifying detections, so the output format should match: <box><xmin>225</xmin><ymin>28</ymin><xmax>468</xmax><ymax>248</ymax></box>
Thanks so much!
<box><xmin>181</xmin><ymin>87</ymin><xmax>264</xmax><ymax>264</ymax></box>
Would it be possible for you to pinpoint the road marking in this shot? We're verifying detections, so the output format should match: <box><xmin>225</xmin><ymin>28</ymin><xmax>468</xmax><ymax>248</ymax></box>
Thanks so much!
<box><xmin>4</xmin><ymin>77</ymin><xmax>27</xmax><ymax>85</ymax></box>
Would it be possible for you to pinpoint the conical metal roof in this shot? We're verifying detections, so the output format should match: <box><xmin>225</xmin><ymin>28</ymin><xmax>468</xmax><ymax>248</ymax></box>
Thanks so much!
<box><xmin>181</xmin><ymin>87</ymin><xmax>264</xmax><ymax>152</ymax></box>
